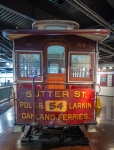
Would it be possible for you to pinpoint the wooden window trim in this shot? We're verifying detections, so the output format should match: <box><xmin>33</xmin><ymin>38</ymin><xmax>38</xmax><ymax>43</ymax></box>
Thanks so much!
<box><xmin>16</xmin><ymin>51</ymin><xmax>43</xmax><ymax>81</ymax></box>
<box><xmin>68</xmin><ymin>51</ymin><xmax>94</xmax><ymax>82</ymax></box>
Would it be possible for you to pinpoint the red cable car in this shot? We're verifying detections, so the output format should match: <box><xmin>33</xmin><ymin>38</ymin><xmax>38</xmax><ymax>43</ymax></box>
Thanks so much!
<box><xmin>3</xmin><ymin>20</ymin><xmax>110</xmax><ymax>144</ymax></box>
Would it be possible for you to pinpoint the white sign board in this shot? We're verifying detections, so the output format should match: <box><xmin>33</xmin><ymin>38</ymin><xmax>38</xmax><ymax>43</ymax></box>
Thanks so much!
<box><xmin>107</xmin><ymin>74</ymin><xmax>112</xmax><ymax>86</ymax></box>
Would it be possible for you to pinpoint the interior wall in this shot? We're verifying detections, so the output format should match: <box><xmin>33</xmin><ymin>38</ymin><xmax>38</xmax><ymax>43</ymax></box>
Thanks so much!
<box><xmin>96</xmin><ymin>71</ymin><xmax>114</xmax><ymax>96</ymax></box>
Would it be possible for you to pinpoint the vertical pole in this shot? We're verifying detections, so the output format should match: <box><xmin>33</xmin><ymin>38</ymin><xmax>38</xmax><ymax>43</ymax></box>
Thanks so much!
<box><xmin>32</xmin><ymin>76</ymin><xmax>36</xmax><ymax>123</ymax></box>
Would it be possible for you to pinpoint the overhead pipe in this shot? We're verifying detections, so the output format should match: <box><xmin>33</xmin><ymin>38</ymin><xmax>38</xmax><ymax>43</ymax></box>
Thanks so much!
<box><xmin>0</xmin><ymin>54</ymin><xmax>12</xmax><ymax>62</ymax></box>
<box><xmin>67</xmin><ymin>0</ymin><xmax>114</xmax><ymax>33</ymax></box>
<box><xmin>0</xmin><ymin>43</ymin><xmax>12</xmax><ymax>52</ymax></box>
<box><xmin>67</xmin><ymin>0</ymin><xmax>110</xmax><ymax>29</ymax></box>
<box><xmin>99</xmin><ymin>47</ymin><xmax>114</xmax><ymax>55</ymax></box>
<box><xmin>73</xmin><ymin>0</ymin><xmax>111</xmax><ymax>28</ymax></box>
<box><xmin>99</xmin><ymin>42</ymin><xmax>114</xmax><ymax>51</ymax></box>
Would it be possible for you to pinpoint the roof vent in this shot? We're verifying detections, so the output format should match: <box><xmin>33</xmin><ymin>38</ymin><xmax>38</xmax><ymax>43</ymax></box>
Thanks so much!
<box><xmin>32</xmin><ymin>20</ymin><xmax>79</xmax><ymax>30</ymax></box>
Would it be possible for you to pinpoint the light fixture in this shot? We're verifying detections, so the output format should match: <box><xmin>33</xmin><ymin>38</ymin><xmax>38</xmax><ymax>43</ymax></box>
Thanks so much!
<box><xmin>6</xmin><ymin>62</ymin><xmax>10</xmax><ymax>66</ymax></box>
<box><xmin>102</xmin><ymin>67</ymin><xmax>106</xmax><ymax>69</ymax></box>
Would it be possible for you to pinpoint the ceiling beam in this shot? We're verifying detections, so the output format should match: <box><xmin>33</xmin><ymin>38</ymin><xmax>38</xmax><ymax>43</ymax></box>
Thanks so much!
<box><xmin>0</xmin><ymin>35</ymin><xmax>12</xmax><ymax>52</ymax></box>
<box><xmin>0</xmin><ymin>0</ymin><xmax>55</xmax><ymax>21</ymax></box>
<box><xmin>0</xmin><ymin>62</ymin><xmax>12</xmax><ymax>67</ymax></box>
<box><xmin>67</xmin><ymin>0</ymin><xmax>114</xmax><ymax>33</ymax></box>
<box><xmin>0</xmin><ymin>55</ymin><xmax>12</xmax><ymax>62</ymax></box>
<box><xmin>107</xmin><ymin>0</ymin><xmax>114</xmax><ymax>8</ymax></box>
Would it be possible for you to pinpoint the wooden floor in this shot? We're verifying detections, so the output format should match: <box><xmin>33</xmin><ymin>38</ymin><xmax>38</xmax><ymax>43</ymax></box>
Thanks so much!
<box><xmin>0</xmin><ymin>97</ymin><xmax>114</xmax><ymax>150</ymax></box>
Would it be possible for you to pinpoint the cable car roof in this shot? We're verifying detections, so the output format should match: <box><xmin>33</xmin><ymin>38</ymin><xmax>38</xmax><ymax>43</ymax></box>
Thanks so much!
<box><xmin>3</xmin><ymin>29</ymin><xmax>110</xmax><ymax>42</ymax></box>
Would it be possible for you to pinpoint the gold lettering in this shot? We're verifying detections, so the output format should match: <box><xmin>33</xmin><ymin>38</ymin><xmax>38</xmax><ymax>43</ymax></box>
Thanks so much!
<box><xmin>81</xmin><ymin>92</ymin><xmax>86</xmax><ymax>98</ymax></box>
<box><xmin>63</xmin><ymin>114</ymin><xmax>67</xmax><ymax>121</ymax></box>
<box><xmin>74</xmin><ymin>91</ymin><xmax>80</xmax><ymax>98</ymax></box>
<box><xmin>44</xmin><ymin>114</ymin><xmax>49</xmax><ymax>120</ymax></box>
<box><xmin>20</xmin><ymin>102</ymin><xmax>24</xmax><ymax>108</ymax></box>
<box><xmin>20</xmin><ymin>102</ymin><xmax>32</xmax><ymax>108</ymax></box>
<box><xmin>82</xmin><ymin>103</ymin><xmax>86</xmax><ymax>108</ymax></box>
<box><xmin>26</xmin><ymin>113</ymin><xmax>33</xmax><ymax>119</ymax></box>
<box><xmin>26</xmin><ymin>91</ymin><xmax>32</xmax><ymax>97</ymax></box>
<box><xmin>69</xmin><ymin>102</ymin><xmax>92</xmax><ymax>109</ymax></box>
<box><xmin>78</xmin><ymin>103</ymin><xmax>81</xmax><ymax>108</ymax></box>
<box><xmin>73</xmin><ymin>103</ymin><xmax>77</xmax><ymax>109</ymax></box>
<box><xmin>24</xmin><ymin>102</ymin><xmax>28</xmax><ymax>108</ymax></box>
<box><xmin>88</xmin><ymin>103</ymin><xmax>91</xmax><ymax>108</ymax></box>
<box><xmin>50</xmin><ymin>114</ymin><xmax>55</xmax><ymax>120</ymax></box>
<box><xmin>68</xmin><ymin>103</ymin><xmax>73</xmax><ymax>109</ymax></box>
<box><xmin>40</xmin><ymin>91</ymin><xmax>46</xmax><ymax>97</ymax></box>
<box><xmin>68</xmin><ymin>114</ymin><xmax>72</xmax><ymax>120</ymax></box>
<box><xmin>84</xmin><ymin>113</ymin><xmax>89</xmax><ymax>119</ymax></box>
<box><xmin>38</xmin><ymin>103</ymin><xmax>43</xmax><ymax>109</ymax></box>
<box><xmin>79</xmin><ymin>114</ymin><xmax>83</xmax><ymax>120</ymax></box>
<box><xmin>62</xmin><ymin>91</ymin><xmax>69</xmax><ymax>97</ymax></box>
<box><xmin>40</xmin><ymin>114</ymin><xmax>44</xmax><ymax>120</ymax></box>
<box><xmin>73</xmin><ymin>114</ymin><xmax>78</xmax><ymax>120</ymax></box>
<box><xmin>55</xmin><ymin>91</ymin><xmax>61</xmax><ymax>97</ymax></box>
<box><xmin>22</xmin><ymin>113</ymin><xmax>33</xmax><ymax>119</ymax></box>
<box><xmin>22</xmin><ymin>113</ymin><xmax>26</xmax><ymax>119</ymax></box>
<box><xmin>58</xmin><ymin>114</ymin><xmax>63</xmax><ymax>120</ymax></box>
<box><xmin>57</xmin><ymin>113</ymin><xmax>90</xmax><ymax>121</ymax></box>
<box><xmin>37</xmin><ymin>114</ymin><xmax>55</xmax><ymax>120</ymax></box>
<box><xmin>28</xmin><ymin>102</ymin><xmax>32</xmax><ymax>108</ymax></box>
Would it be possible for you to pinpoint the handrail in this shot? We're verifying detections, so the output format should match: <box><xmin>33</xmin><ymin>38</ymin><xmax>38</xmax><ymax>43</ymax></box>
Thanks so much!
<box><xmin>0</xmin><ymin>86</ymin><xmax>13</xmax><ymax>103</ymax></box>
<box><xmin>95</xmin><ymin>83</ymin><xmax>101</xmax><ymax>94</ymax></box>
<box><xmin>32</xmin><ymin>69</ymin><xmax>45</xmax><ymax>123</ymax></box>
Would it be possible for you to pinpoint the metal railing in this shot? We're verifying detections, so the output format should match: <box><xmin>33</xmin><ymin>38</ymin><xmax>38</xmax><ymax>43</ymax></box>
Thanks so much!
<box><xmin>0</xmin><ymin>86</ymin><xmax>13</xmax><ymax>103</ymax></box>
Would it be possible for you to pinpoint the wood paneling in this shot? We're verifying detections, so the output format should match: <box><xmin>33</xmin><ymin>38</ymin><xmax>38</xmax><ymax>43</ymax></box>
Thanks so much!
<box><xmin>45</xmin><ymin>74</ymin><xmax>66</xmax><ymax>89</ymax></box>
<box><xmin>15</xmin><ymin>35</ymin><xmax>95</xmax><ymax>51</ymax></box>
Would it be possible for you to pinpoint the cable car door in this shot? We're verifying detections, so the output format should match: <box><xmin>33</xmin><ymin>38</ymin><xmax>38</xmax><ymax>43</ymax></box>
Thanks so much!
<box><xmin>44</xmin><ymin>42</ymin><xmax>66</xmax><ymax>89</ymax></box>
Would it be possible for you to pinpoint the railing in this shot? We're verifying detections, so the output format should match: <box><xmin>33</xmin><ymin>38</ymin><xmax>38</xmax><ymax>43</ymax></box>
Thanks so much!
<box><xmin>0</xmin><ymin>86</ymin><xmax>13</xmax><ymax>103</ymax></box>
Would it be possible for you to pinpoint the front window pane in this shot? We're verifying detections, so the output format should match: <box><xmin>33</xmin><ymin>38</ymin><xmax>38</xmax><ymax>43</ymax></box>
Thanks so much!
<box><xmin>47</xmin><ymin>45</ymin><xmax>65</xmax><ymax>74</ymax></box>
<box><xmin>71</xmin><ymin>54</ymin><xmax>91</xmax><ymax>78</ymax></box>
<box><xmin>46</xmin><ymin>25</ymin><xmax>67</xmax><ymax>30</ymax></box>
<box><xmin>19</xmin><ymin>54</ymin><xmax>40</xmax><ymax>77</ymax></box>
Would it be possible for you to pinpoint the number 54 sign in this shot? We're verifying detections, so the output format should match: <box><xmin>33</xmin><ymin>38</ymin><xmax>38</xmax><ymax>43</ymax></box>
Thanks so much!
<box><xmin>45</xmin><ymin>100</ymin><xmax>67</xmax><ymax>112</ymax></box>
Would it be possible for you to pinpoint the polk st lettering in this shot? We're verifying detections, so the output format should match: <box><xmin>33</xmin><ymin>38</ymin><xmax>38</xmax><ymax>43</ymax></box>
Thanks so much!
<box><xmin>19</xmin><ymin>102</ymin><xmax>43</xmax><ymax>109</ymax></box>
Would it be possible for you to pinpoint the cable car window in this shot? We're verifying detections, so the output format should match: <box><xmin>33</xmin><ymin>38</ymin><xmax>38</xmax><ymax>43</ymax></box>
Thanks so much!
<box><xmin>47</xmin><ymin>45</ymin><xmax>65</xmax><ymax>74</ymax></box>
<box><xmin>69</xmin><ymin>52</ymin><xmax>94</xmax><ymax>81</ymax></box>
<box><xmin>71</xmin><ymin>54</ymin><xmax>91</xmax><ymax>77</ymax></box>
<box><xmin>18</xmin><ymin>52</ymin><xmax>42</xmax><ymax>79</ymax></box>
<box><xmin>46</xmin><ymin>25</ymin><xmax>67</xmax><ymax>30</ymax></box>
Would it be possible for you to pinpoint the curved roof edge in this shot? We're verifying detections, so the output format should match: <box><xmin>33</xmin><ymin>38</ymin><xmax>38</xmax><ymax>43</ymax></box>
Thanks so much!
<box><xmin>2</xmin><ymin>29</ymin><xmax>110</xmax><ymax>42</ymax></box>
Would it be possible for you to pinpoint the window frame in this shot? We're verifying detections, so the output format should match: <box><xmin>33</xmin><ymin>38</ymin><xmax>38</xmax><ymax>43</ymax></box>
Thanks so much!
<box><xmin>44</xmin><ymin>42</ymin><xmax>67</xmax><ymax>75</ymax></box>
<box><xmin>68</xmin><ymin>51</ymin><xmax>95</xmax><ymax>82</ymax></box>
<box><xmin>16</xmin><ymin>51</ymin><xmax>43</xmax><ymax>82</ymax></box>
<box><xmin>47</xmin><ymin>45</ymin><xmax>65</xmax><ymax>74</ymax></box>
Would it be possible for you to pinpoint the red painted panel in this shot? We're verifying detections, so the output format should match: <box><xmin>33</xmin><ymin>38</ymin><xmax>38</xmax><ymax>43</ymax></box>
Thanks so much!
<box><xmin>16</xmin><ymin>88</ymin><xmax>95</xmax><ymax>126</ymax></box>
<box><xmin>112</xmin><ymin>74</ymin><xmax>114</xmax><ymax>86</ymax></box>
<box><xmin>100</xmin><ymin>74</ymin><xmax>107</xmax><ymax>86</ymax></box>
<box><xmin>15</xmin><ymin>35</ymin><xmax>95</xmax><ymax>50</ymax></box>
